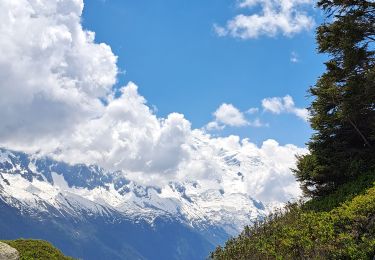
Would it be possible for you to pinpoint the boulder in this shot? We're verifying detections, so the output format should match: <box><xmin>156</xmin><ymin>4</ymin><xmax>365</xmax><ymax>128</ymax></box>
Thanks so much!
<box><xmin>0</xmin><ymin>242</ymin><xmax>19</xmax><ymax>260</ymax></box>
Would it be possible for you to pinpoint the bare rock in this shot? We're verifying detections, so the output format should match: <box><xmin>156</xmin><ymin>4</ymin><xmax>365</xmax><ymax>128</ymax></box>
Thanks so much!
<box><xmin>0</xmin><ymin>242</ymin><xmax>19</xmax><ymax>260</ymax></box>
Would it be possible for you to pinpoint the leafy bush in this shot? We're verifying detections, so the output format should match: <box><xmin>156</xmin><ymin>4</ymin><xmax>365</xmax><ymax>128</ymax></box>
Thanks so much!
<box><xmin>1</xmin><ymin>239</ymin><xmax>74</xmax><ymax>260</ymax></box>
<box><xmin>211</xmin><ymin>174</ymin><xmax>375</xmax><ymax>259</ymax></box>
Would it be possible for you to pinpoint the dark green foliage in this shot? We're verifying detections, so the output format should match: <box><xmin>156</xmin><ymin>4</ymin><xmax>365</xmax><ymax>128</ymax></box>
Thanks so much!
<box><xmin>1</xmin><ymin>239</ymin><xmax>75</xmax><ymax>260</ymax></box>
<box><xmin>293</xmin><ymin>0</ymin><xmax>375</xmax><ymax>196</ymax></box>
<box><xmin>210</xmin><ymin>174</ymin><xmax>375</xmax><ymax>259</ymax></box>
<box><xmin>303</xmin><ymin>171</ymin><xmax>375</xmax><ymax>212</ymax></box>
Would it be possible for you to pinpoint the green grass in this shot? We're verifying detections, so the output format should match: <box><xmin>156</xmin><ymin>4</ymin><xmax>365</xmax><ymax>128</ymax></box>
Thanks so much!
<box><xmin>211</xmin><ymin>171</ymin><xmax>375</xmax><ymax>260</ymax></box>
<box><xmin>1</xmin><ymin>239</ymin><xmax>75</xmax><ymax>260</ymax></box>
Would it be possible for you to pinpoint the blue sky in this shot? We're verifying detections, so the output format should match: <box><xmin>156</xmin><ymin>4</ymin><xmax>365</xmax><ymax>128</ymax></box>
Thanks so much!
<box><xmin>81</xmin><ymin>0</ymin><xmax>326</xmax><ymax>147</ymax></box>
<box><xmin>0</xmin><ymin>0</ymin><xmax>321</xmax><ymax>196</ymax></box>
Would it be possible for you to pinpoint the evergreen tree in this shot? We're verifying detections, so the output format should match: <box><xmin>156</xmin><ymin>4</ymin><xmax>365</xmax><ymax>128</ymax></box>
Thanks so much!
<box><xmin>294</xmin><ymin>0</ymin><xmax>375</xmax><ymax>196</ymax></box>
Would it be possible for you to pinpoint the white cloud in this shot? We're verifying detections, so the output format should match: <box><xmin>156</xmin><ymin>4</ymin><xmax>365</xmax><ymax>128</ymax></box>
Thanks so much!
<box><xmin>205</xmin><ymin>103</ymin><xmax>268</xmax><ymax>130</ymax></box>
<box><xmin>213</xmin><ymin>24</ymin><xmax>228</xmax><ymax>37</ymax></box>
<box><xmin>186</xmin><ymin>134</ymin><xmax>307</xmax><ymax>203</ymax></box>
<box><xmin>262</xmin><ymin>95</ymin><xmax>309</xmax><ymax>121</ymax></box>
<box><xmin>249</xmin><ymin>118</ymin><xmax>268</xmax><ymax>127</ymax></box>
<box><xmin>0</xmin><ymin>0</ymin><xmax>306</xmax><ymax>203</ymax></box>
<box><xmin>215</xmin><ymin>0</ymin><xmax>315</xmax><ymax>39</ymax></box>
<box><xmin>246</xmin><ymin>107</ymin><xmax>259</xmax><ymax>114</ymax></box>
<box><xmin>214</xmin><ymin>103</ymin><xmax>249</xmax><ymax>127</ymax></box>
<box><xmin>0</xmin><ymin>0</ymin><xmax>117</xmax><ymax>145</ymax></box>
<box><xmin>290</xmin><ymin>51</ymin><xmax>299</xmax><ymax>63</ymax></box>
<box><xmin>54</xmin><ymin>83</ymin><xmax>192</xmax><ymax>177</ymax></box>
<box><xmin>205</xmin><ymin>121</ymin><xmax>225</xmax><ymax>131</ymax></box>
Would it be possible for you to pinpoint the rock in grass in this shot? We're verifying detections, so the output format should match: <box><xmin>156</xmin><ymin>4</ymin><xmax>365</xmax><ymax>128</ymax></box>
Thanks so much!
<box><xmin>0</xmin><ymin>242</ymin><xmax>19</xmax><ymax>260</ymax></box>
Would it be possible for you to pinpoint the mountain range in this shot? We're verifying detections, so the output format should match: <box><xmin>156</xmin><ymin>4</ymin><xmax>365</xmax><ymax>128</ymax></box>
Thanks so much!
<box><xmin>0</xmin><ymin>143</ymin><xmax>286</xmax><ymax>259</ymax></box>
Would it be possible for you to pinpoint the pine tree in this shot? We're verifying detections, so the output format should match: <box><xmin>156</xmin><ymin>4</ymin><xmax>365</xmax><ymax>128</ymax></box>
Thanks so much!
<box><xmin>294</xmin><ymin>0</ymin><xmax>375</xmax><ymax>196</ymax></box>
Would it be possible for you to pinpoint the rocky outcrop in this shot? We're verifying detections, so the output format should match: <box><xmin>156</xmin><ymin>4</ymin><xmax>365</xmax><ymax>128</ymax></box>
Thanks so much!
<box><xmin>0</xmin><ymin>242</ymin><xmax>19</xmax><ymax>260</ymax></box>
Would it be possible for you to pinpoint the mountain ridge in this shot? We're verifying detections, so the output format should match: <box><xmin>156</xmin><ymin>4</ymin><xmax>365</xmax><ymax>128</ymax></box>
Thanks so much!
<box><xmin>0</xmin><ymin>145</ymin><xmax>279</xmax><ymax>259</ymax></box>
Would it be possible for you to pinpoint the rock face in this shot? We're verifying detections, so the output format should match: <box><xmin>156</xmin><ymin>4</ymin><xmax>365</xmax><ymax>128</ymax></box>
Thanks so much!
<box><xmin>0</xmin><ymin>242</ymin><xmax>19</xmax><ymax>260</ymax></box>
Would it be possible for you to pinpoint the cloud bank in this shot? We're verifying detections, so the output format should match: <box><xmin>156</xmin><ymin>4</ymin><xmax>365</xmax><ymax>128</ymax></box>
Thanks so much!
<box><xmin>0</xmin><ymin>0</ymin><xmax>307</xmax><ymax>203</ymax></box>
<box><xmin>215</xmin><ymin>0</ymin><xmax>315</xmax><ymax>39</ymax></box>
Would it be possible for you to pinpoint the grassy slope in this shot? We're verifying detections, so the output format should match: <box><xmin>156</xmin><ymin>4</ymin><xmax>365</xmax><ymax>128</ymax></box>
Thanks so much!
<box><xmin>1</xmin><ymin>239</ymin><xmax>74</xmax><ymax>260</ymax></box>
<box><xmin>211</xmin><ymin>172</ymin><xmax>375</xmax><ymax>259</ymax></box>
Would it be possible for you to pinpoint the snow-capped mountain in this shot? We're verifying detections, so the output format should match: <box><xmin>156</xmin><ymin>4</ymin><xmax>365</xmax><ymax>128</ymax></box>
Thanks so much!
<box><xmin>0</xmin><ymin>145</ymin><xmax>267</xmax><ymax>228</ymax></box>
<box><xmin>0</xmin><ymin>138</ymin><xmax>300</xmax><ymax>259</ymax></box>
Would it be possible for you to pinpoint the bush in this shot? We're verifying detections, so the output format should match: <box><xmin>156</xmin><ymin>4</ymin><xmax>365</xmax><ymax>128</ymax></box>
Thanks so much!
<box><xmin>1</xmin><ymin>239</ymin><xmax>74</xmax><ymax>260</ymax></box>
<box><xmin>211</xmin><ymin>173</ymin><xmax>375</xmax><ymax>260</ymax></box>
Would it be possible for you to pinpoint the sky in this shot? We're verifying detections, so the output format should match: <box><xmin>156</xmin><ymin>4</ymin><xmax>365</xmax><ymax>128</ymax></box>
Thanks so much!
<box><xmin>82</xmin><ymin>0</ymin><xmax>326</xmax><ymax>146</ymax></box>
<box><xmin>0</xmin><ymin>0</ymin><xmax>326</xmax><ymax>202</ymax></box>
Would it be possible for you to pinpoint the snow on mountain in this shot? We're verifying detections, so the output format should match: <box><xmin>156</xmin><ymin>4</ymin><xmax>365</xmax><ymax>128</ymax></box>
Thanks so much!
<box><xmin>0</xmin><ymin>134</ymin><xmax>303</xmax><ymax>237</ymax></box>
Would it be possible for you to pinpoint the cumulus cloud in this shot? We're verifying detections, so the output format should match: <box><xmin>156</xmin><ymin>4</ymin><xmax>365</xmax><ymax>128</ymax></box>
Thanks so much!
<box><xmin>262</xmin><ymin>95</ymin><xmax>309</xmax><ymax>121</ymax></box>
<box><xmin>215</xmin><ymin>0</ymin><xmax>315</xmax><ymax>39</ymax></box>
<box><xmin>0</xmin><ymin>0</ymin><xmax>306</xmax><ymax>203</ymax></box>
<box><xmin>53</xmin><ymin>82</ymin><xmax>192</xmax><ymax>179</ymax></box>
<box><xmin>205</xmin><ymin>103</ymin><xmax>267</xmax><ymax>130</ymax></box>
<box><xmin>214</xmin><ymin>103</ymin><xmax>249</xmax><ymax>127</ymax></box>
<box><xmin>185</xmin><ymin>134</ymin><xmax>307</xmax><ymax>203</ymax></box>
<box><xmin>0</xmin><ymin>0</ymin><xmax>117</xmax><ymax>144</ymax></box>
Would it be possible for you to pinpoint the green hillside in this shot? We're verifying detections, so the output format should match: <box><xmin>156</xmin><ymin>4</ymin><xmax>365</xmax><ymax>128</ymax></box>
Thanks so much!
<box><xmin>211</xmin><ymin>172</ymin><xmax>375</xmax><ymax>259</ymax></box>
<box><xmin>1</xmin><ymin>239</ymin><xmax>74</xmax><ymax>260</ymax></box>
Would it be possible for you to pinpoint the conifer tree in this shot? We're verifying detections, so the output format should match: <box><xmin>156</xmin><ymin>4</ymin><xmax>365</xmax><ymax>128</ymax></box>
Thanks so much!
<box><xmin>294</xmin><ymin>0</ymin><xmax>375</xmax><ymax>196</ymax></box>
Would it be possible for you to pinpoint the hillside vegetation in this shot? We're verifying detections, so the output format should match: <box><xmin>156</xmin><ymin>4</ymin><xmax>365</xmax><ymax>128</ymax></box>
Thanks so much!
<box><xmin>211</xmin><ymin>172</ymin><xmax>375</xmax><ymax>259</ymax></box>
<box><xmin>1</xmin><ymin>239</ymin><xmax>74</xmax><ymax>260</ymax></box>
